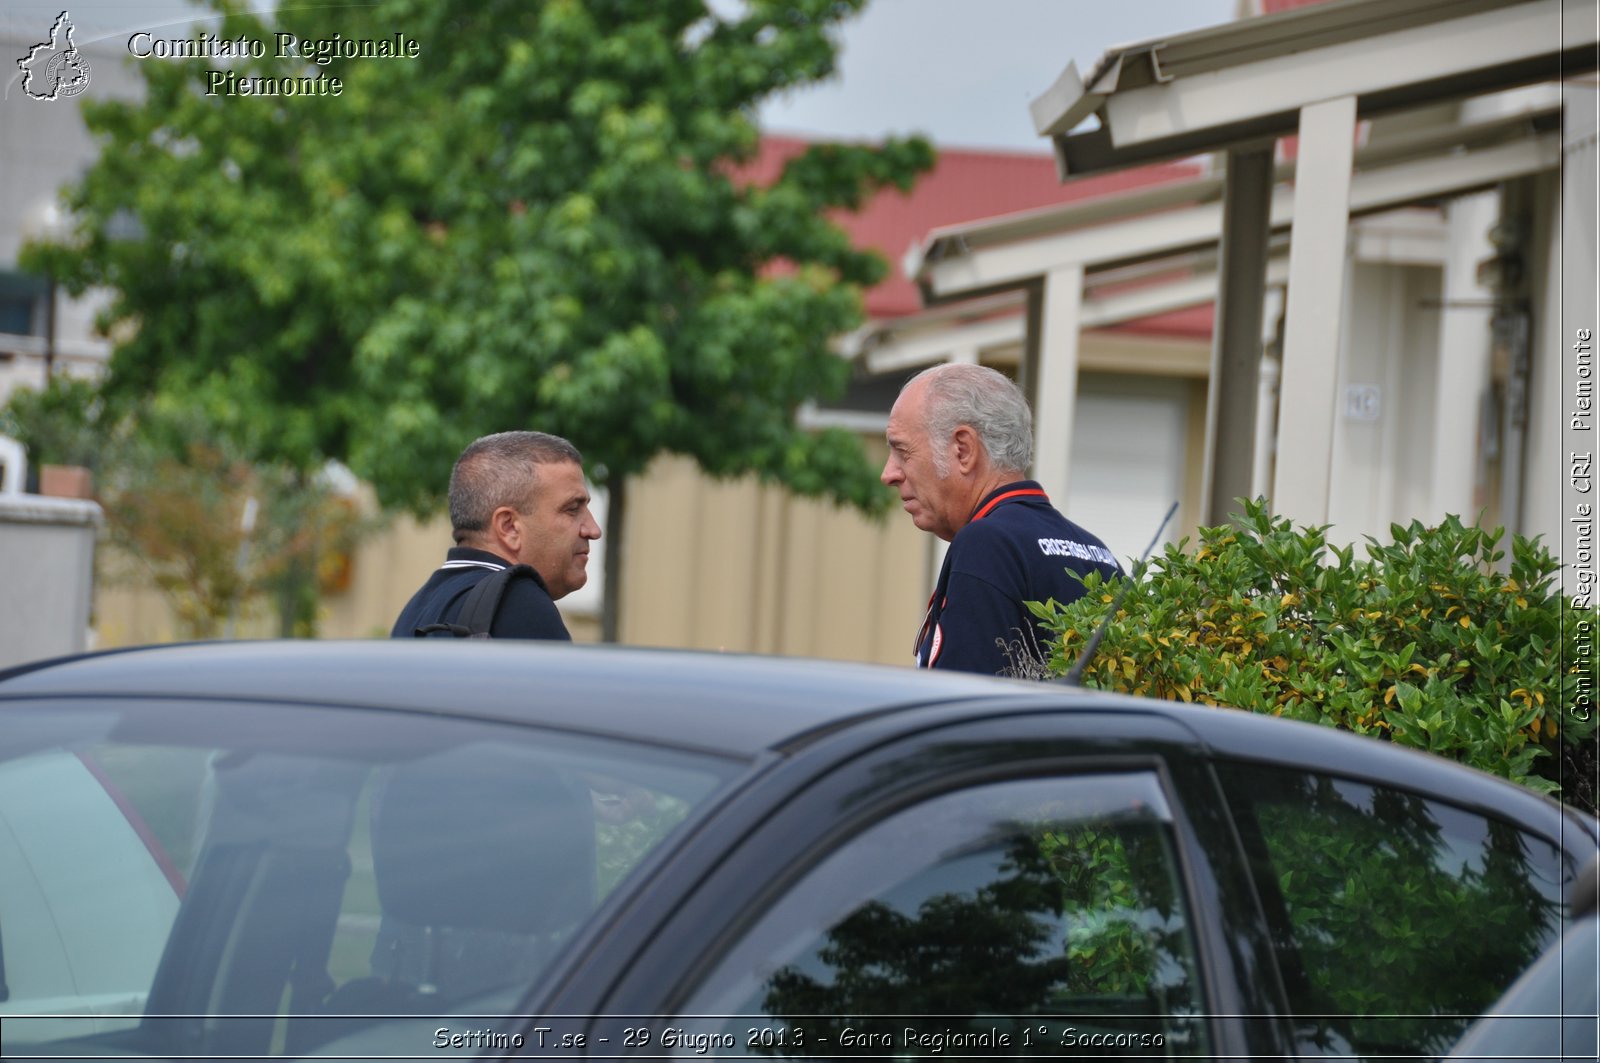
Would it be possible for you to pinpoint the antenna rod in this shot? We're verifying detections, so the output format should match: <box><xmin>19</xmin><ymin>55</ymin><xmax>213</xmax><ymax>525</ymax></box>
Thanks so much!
<box><xmin>1061</xmin><ymin>500</ymin><xmax>1178</xmax><ymax>687</ymax></box>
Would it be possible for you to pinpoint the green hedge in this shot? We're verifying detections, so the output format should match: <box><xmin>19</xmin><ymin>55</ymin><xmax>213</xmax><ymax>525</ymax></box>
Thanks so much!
<box><xmin>1031</xmin><ymin>499</ymin><xmax>1596</xmax><ymax>814</ymax></box>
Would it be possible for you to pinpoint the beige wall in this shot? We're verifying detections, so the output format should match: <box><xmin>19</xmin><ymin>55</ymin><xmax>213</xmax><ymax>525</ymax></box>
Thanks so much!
<box><xmin>619</xmin><ymin>449</ymin><xmax>929</xmax><ymax>664</ymax></box>
<box><xmin>94</xmin><ymin>510</ymin><xmax>455</xmax><ymax>646</ymax></box>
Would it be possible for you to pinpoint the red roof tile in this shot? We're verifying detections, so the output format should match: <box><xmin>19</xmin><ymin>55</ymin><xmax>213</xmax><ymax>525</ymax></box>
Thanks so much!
<box><xmin>749</xmin><ymin>136</ymin><xmax>1206</xmax><ymax>331</ymax></box>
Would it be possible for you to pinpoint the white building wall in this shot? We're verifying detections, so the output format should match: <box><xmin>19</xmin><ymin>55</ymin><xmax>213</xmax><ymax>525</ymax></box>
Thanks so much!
<box><xmin>1066</xmin><ymin>373</ymin><xmax>1190</xmax><ymax>566</ymax></box>
<box><xmin>1326</xmin><ymin>260</ymin><xmax>1443</xmax><ymax>546</ymax></box>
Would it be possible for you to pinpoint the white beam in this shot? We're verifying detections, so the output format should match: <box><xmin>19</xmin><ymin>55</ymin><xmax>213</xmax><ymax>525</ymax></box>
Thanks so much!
<box><xmin>1346</xmin><ymin>136</ymin><xmax>1560</xmax><ymax>213</ymax></box>
<box><xmin>1032</xmin><ymin>265</ymin><xmax>1083</xmax><ymax>504</ymax></box>
<box><xmin>1349</xmin><ymin>212</ymin><xmax>1450</xmax><ymax>266</ymax></box>
<box><xmin>933</xmin><ymin>95</ymin><xmax>1556</xmax><ymax>267</ymax></box>
<box><xmin>1100</xmin><ymin>0</ymin><xmax>1586</xmax><ymax>149</ymax></box>
<box><xmin>923</xmin><ymin>199</ymin><xmax>1229</xmax><ymax>300</ymax></box>
<box><xmin>1081</xmin><ymin>257</ymin><xmax>1292</xmax><ymax>328</ymax></box>
<box><xmin>1273</xmin><ymin>95</ymin><xmax>1358</xmax><ymax>525</ymax></box>
<box><xmin>863</xmin><ymin>315</ymin><xmax>1024</xmax><ymax>375</ymax></box>
<box><xmin>874</xmin><ymin>229</ymin><xmax>1411</xmax><ymax>380</ymax></box>
<box><xmin>1252</xmin><ymin>355</ymin><xmax>1281</xmax><ymax>502</ymax></box>
<box><xmin>921</xmin><ymin>132</ymin><xmax>1556</xmax><ymax>301</ymax></box>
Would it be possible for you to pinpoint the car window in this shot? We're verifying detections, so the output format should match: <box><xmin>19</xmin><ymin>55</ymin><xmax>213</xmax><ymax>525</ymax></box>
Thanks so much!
<box><xmin>0</xmin><ymin>747</ymin><xmax>186</xmax><ymax>1043</ymax></box>
<box><xmin>1217</xmin><ymin>762</ymin><xmax>1570</xmax><ymax>1060</ymax></box>
<box><xmin>1445</xmin><ymin>911</ymin><xmax>1599</xmax><ymax>1061</ymax></box>
<box><xmin>674</xmin><ymin>772</ymin><xmax>1209</xmax><ymax>1057</ymax></box>
<box><xmin>0</xmin><ymin>699</ymin><xmax>737</xmax><ymax>1058</ymax></box>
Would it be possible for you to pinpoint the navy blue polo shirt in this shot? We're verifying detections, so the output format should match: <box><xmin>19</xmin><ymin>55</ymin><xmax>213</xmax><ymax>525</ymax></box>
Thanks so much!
<box><xmin>391</xmin><ymin>547</ymin><xmax>571</xmax><ymax>640</ymax></box>
<box><xmin>915</xmin><ymin>481</ymin><xmax>1122</xmax><ymax>676</ymax></box>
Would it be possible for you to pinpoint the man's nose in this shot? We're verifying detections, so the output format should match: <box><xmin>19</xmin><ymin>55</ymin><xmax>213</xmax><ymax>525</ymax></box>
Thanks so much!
<box><xmin>880</xmin><ymin>458</ymin><xmax>899</xmax><ymax>486</ymax></box>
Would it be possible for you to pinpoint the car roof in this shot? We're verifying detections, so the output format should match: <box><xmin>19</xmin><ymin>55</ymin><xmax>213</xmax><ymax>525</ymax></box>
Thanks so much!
<box><xmin>0</xmin><ymin>639</ymin><xmax>1065</xmax><ymax>757</ymax></box>
<box><xmin>2</xmin><ymin>640</ymin><xmax>1592</xmax><ymax>848</ymax></box>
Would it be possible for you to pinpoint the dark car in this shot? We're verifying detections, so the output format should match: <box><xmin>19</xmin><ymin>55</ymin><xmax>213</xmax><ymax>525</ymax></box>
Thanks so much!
<box><xmin>1446</xmin><ymin>856</ymin><xmax>1599</xmax><ymax>1062</ymax></box>
<box><xmin>0</xmin><ymin>641</ymin><xmax>1594</xmax><ymax>1061</ymax></box>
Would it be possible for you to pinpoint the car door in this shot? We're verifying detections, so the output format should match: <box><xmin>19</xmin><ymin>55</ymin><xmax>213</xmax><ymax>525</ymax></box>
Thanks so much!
<box><xmin>1211</xmin><ymin>758</ymin><xmax>1580</xmax><ymax>1060</ymax></box>
<box><xmin>546</xmin><ymin>705</ymin><xmax>1299</xmax><ymax>1060</ymax></box>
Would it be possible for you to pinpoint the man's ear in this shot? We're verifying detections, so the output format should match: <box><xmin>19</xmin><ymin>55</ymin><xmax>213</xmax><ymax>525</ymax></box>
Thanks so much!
<box><xmin>489</xmin><ymin>505</ymin><xmax>522</xmax><ymax>554</ymax></box>
<box><xmin>951</xmin><ymin>425</ymin><xmax>983</xmax><ymax>474</ymax></box>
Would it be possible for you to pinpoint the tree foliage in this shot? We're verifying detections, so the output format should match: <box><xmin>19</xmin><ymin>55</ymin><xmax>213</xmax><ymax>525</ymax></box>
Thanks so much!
<box><xmin>1031</xmin><ymin>499</ymin><xmax>1597</xmax><ymax>813</ymax></box>
<box><xmin>1</xmin><ymin>377</ymin><xmax>375</xmax><ymax>638</ymax></box>
<box><xmin>30</xmin><ymin>0</ymin><xmax>932</xmax><ymax>518</ymax></box>
<box><xmin>757</xmin><ymin>827</ymin><xmax>1194</xmax><ymax>1056</ymax></box>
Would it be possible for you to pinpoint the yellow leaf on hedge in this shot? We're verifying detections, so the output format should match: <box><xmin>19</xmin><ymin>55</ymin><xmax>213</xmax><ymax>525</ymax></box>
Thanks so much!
<box><xmin>1459</xmin><ymin>616</ymin><xmax>1471</xmax><ymax>628</ymax></box>
<box><xmin>1546</xmin><ymin>717</ymin><xmax>1558</xmax><ymax>738</ymax></box>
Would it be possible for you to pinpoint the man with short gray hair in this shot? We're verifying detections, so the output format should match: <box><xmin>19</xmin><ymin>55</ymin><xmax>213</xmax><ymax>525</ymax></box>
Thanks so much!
<box><xmin>392</xmin><ymin>431</ymin><xmax>601</xmax><ymax>639</ymax></box>
<box><xmin>882</xmin><ymin>363</ymin><xmax>1121</xmax><ymax>675</ymax></box>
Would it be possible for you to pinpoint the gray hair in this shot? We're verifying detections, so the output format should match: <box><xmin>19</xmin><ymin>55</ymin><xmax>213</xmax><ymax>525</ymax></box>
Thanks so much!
<box><xmin>912</xmin><ymin>363</ymin><xmax>1032</xmax><ymax>475</ymax></box>
<box><xmin>449</xmin><ymin>431</ymin><xmax>583</xmax><ymax>539</ymax></box>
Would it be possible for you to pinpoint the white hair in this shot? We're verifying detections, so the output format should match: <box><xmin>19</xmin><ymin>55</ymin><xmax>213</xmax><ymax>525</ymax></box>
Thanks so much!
<box><xmin>909</xmin><ymin>363</ymin><xmax>1032</xmax><ymax>476</ymax></box>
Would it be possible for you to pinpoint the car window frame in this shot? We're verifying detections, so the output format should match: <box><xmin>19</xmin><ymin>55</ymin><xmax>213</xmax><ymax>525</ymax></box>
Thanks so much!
<box><xmin>552</xmin><ymin>704</ymin><xmax>1302</xmax><ymax>1061</ymax></box>
<box><xmin>1211</xmin><ymin>753</ymin><xmax>1582</xmax><ymax>1060</ymax></box>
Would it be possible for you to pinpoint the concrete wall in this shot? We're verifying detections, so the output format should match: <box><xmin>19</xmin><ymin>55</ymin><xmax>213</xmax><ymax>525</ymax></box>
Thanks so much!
<box><xmin>0</xmin><ymin>493</ymin><xmax>100</xmax><ymax>668</ymax></box>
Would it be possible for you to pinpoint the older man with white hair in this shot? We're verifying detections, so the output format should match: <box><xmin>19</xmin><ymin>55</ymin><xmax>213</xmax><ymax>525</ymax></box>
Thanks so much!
<box><xmin>882</xmin><ymin>363</ymin><xmax>1122</xmax><ymax>675</ymax></box>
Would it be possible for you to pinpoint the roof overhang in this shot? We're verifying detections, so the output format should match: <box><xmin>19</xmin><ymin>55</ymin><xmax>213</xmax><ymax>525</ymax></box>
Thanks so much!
<box><xmin>913</xmin><ymin>90</ymin><xmax>1560</xmax><ymax>304</ymax></box>
<box><xmin>1031</xmin><ymin>0</ymin><xmax>1594</xmax><ymax>178</ymax></box>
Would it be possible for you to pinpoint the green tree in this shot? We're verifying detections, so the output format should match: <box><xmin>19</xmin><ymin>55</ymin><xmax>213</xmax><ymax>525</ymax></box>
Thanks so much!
<box><xmin>30</xmin><ymin>0</ymin><xmax>932</xmax><ymax>638</ymax></box>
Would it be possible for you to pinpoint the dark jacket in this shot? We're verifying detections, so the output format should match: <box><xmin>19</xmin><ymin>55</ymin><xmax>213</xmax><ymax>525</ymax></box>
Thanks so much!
<box><xmin>390</xmin><ymin>547</ymin><xmax>570</xmax><ymax>640</ymax></box>
<box><xmin>915</xmin><ymin>481</ymin><xmax>1122</xmax><ymax>675</ymax></box>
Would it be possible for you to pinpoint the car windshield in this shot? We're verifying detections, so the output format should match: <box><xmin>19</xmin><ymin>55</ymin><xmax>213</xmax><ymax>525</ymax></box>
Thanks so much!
<box><xmin>0</xmin><ymin>697</ymin><xmax>739</xmax><ymax>1058</ymax></box>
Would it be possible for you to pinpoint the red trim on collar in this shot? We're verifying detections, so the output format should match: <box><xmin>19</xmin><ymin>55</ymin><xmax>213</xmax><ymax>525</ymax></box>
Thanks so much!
<box><xmin>971</xmin><ymin>488</ymin><xmax>1047</xmax><ymax>522</ymax></box>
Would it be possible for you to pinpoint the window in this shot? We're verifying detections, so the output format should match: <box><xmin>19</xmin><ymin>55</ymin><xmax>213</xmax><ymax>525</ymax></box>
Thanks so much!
<box><xmin>0</xmin><ymin>271</ymin><xmax>47</xmax><ymax>337</ymax></box>
<box><xmin>1218</xmin><ymin>762</ymin><xmax>1569</xmax><ymax>1060</ymax></box>
<box><xmin>0</xmin><ymin>700</ymin><xmax>734</xmax><ymax>1057</ymax></box>
<box><xmin>675</xmin><ymin>772</ymin><xmax>1208</xmax><ymax>1057</ymax></box>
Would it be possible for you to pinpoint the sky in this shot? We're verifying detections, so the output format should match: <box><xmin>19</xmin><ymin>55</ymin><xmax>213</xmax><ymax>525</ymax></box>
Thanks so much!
<box><xmin>3</xmin><ymin>0</ymin><xmax>1241</xmax><ymax>152</ymax></box>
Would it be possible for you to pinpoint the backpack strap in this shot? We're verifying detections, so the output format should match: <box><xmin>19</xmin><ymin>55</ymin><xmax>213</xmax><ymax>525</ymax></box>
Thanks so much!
<box><xmin>413</xmin><ymin>564</ymin><xmax>546</xmax><ymax>638</ymax></box>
